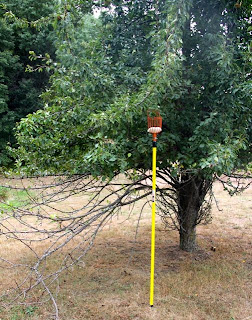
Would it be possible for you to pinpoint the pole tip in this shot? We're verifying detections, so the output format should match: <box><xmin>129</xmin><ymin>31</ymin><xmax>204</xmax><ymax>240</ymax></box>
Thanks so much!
<box><xmin>150</xmin><ymin>305</ymin><xmax>154</xmax><ymax>308</ymax></box>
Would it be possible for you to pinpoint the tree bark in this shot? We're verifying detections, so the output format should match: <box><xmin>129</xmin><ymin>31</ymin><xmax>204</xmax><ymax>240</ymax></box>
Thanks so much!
<box><xmin>177</xmin><ymin>175</ymin><xmax>208</xmax><ymax>252</ymax></box>
<box><xmin>179</xmin><ymin>213</ymin><xmax>197</xmax><ymax>252</ymax></box>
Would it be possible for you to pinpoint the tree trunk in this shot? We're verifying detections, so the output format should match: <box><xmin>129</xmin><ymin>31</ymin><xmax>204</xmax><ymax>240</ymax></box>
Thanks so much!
<box><xmin>177</xmin><ymin>175</ymin><xmax>208</xmax><ymax>252</ymax></box>
<box><xmin>179</xmin><ymin>215</ymin><xmax>197</xmax><ymax>252</ymax></box>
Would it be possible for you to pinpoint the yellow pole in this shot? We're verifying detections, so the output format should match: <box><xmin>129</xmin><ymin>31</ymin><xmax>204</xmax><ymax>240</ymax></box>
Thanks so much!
<box><xmin>150</xmin><ymin>145</ymin><xmax>157</xmax><ymax>307</ymax></box>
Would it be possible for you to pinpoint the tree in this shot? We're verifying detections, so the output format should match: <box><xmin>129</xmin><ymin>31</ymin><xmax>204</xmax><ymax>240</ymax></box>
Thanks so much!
<box><xmin>0</xmin><ymin>7</ymin><xmax>21</xmax><ymax>166</ymax></box>
<box><xmin>12</xmin><ymin>0</ymin><xmax>251</xmax><ymax>250</ymax></box>
<box><xmin>0</xmin><ymin>0</ymin><xmax>56</xmax><ymax>166</ymax></box>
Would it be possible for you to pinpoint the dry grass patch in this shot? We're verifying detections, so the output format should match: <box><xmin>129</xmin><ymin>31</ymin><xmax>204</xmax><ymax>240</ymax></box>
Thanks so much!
<box><xmin>0</xmin><ymin>180</ymin><xmax>251</xmax><ymax>320</ymax></box>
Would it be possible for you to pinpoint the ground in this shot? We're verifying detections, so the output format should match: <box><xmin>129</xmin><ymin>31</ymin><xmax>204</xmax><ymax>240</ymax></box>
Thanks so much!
<box><xmin>0</xmin><ymin>179</ymin><xmax>251</xmax><ymax>320</ymax></box>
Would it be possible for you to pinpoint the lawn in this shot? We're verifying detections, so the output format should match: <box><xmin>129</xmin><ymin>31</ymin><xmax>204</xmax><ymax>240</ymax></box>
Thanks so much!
<box><xmin>0</xmin><ymin>179</ymin><xmax>251</xmax><ymax>320</ymax></box>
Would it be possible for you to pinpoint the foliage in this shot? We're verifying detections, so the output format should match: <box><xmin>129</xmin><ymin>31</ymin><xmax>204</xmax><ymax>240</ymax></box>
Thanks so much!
<box><xmin>0</xmin><ymin>11</ymin><xmax>20</xmax><ymax>166</ymax></box>
<box><xmin>12</xmin><ymin>0</ymin><xmax>251</xmax><ymax>178</ymax></box>
<box><xmin>0</xmin><ymin>0</ymin><xmax>57</xmax><ymax>166</ymax></box>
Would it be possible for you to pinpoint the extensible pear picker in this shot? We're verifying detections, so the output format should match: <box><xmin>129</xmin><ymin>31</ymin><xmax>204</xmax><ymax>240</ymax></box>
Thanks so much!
<box><xmin>147</xmin><ymin>110</ymin><xmax>162</xmax><ymax>307</ymax></box>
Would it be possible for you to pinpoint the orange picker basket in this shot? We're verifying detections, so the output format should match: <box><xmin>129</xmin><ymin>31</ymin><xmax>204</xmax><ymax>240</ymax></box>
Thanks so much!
<box><xmin>147</xmin><ymin>110</ymin><xmax>162</xmax><ymax>141</ymax></box>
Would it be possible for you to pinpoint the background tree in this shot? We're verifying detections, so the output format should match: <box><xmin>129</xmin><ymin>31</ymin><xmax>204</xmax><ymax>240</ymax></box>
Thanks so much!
<box><xmin>0</xmin><ymin>0</ymin><xmax>56</xmax><ymax>167</ymax></box>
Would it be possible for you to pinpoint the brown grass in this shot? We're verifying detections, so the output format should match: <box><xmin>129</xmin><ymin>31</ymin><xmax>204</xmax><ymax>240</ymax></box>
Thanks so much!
<box><xmin>0</xmin><ymin>180</ymin><xmax>251</xmax><ymax>320</ymax></box>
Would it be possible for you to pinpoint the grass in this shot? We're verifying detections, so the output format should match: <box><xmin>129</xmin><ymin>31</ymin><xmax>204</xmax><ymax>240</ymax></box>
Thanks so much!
<box><xmin>0</xmin><ymin>180</ymin><xmax>251</xmax><ymax>320</ymax></box>
<box><xmin>0</xmin><ymin>186</ymin><xmax>33</xmax><ymax>212</ymax></box>
<box><xmin>0</xmin><ymin>187</ymin><xmax>8</xmax><ymax>201</ymax></box>
<box><xmin>0</xmin><ymin>306</ymin><xmax>38</xmax><ymax>320</ymax></box>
